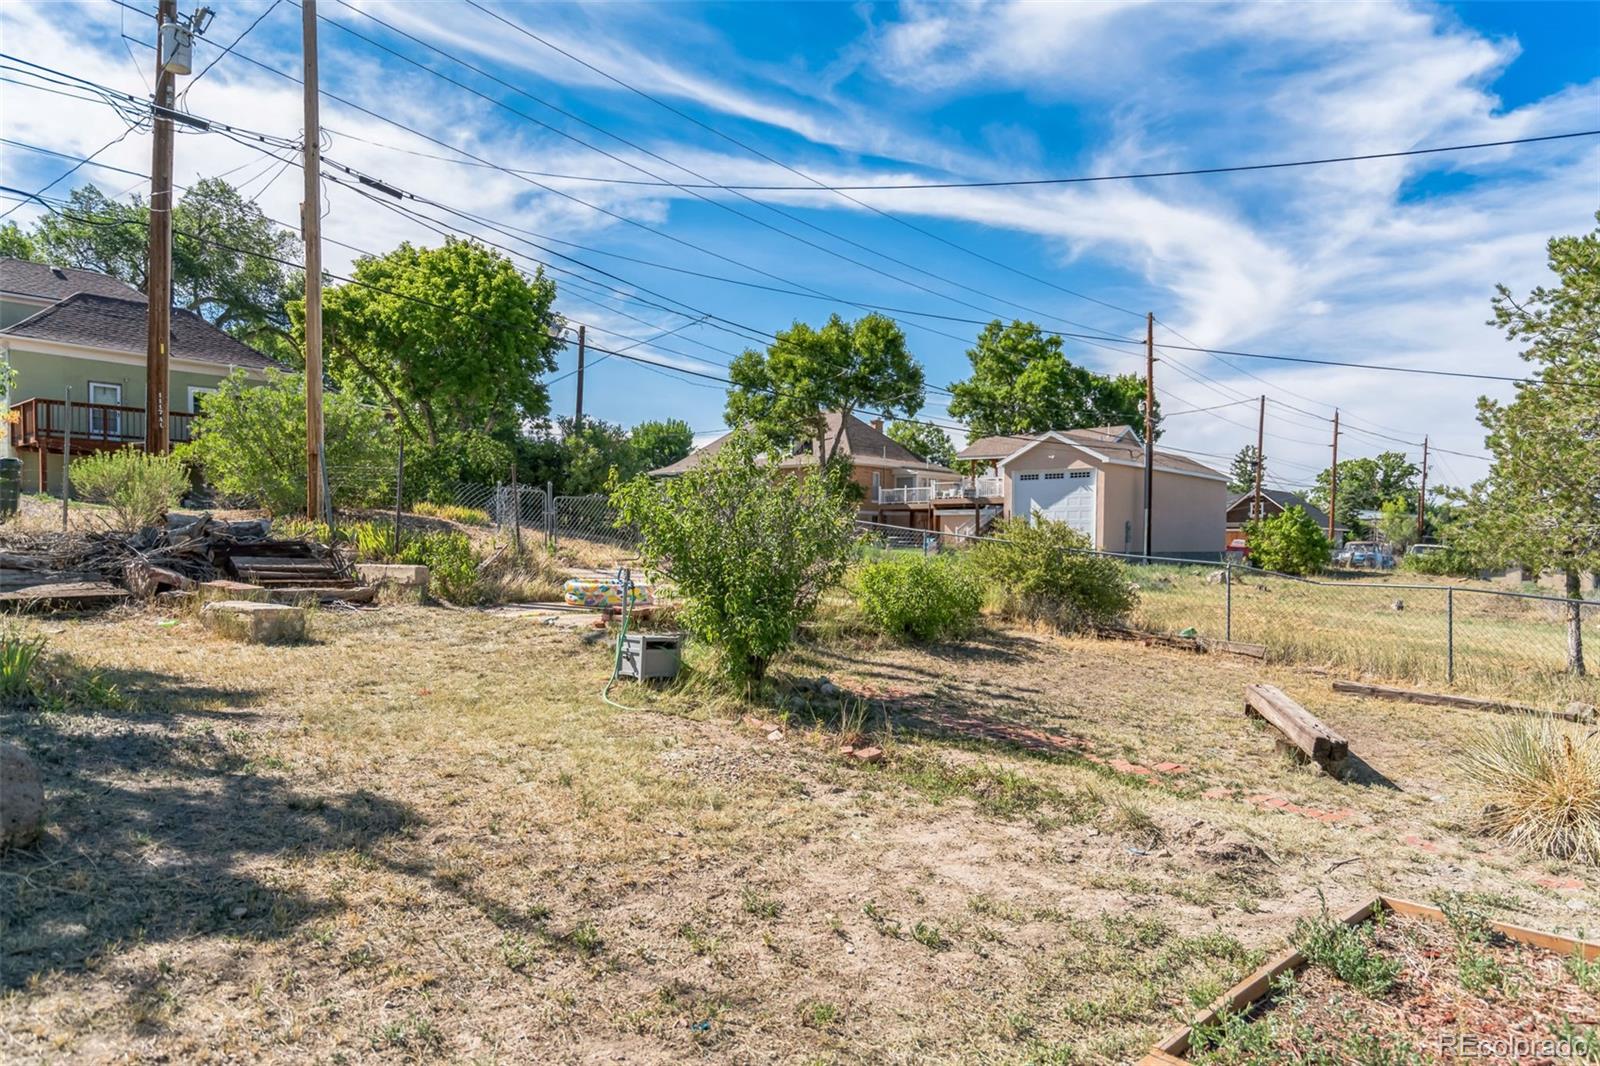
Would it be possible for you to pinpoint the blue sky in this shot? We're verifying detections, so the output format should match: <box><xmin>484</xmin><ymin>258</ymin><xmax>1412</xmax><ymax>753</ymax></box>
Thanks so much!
<box><xmin>3</xmin><ymin>0</ymin><xmax>1597</xmax><ymax>491</ymax></box>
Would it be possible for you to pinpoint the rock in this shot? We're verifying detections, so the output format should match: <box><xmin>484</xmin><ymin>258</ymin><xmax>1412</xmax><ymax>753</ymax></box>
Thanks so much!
<box><xmin>1205</xmin><ymin>569</ymin><xmax>1230</xmax><ymax>585</ymax></box>
<box><xmin>201</xmin><ymin>600</ymin><xmax>308</xmax><ymax>644</ymax></box>
<box><xmin>1568</xmin><ymin>702</ymin><xmax>1598</xmax><ymax>723</ymax></box>
<box><xmin>355</xmin><ymin>563</ymin><xmax>430</xmax><ymax>597</ymax></box>
<box><xmin>848</xmin><ymin>746</ymin><xmax>884</xmax><ymax>764</ymax></box>
<box><xmin>1</xmin><ymin>743</ymin><xmax>43</xmax><ymax>849</ymax></box>
<box><xmin>766</xmin><ymin>729</ymin><xmax>783</xmax><ymax>742</ymax></box>
<box><xmin>819</xmin><ymin>680</ymin><xmax>841</xmax><ymax>698</ymax></box>
<box><xmin>1392</xmin><ymin>599</ymin><xmax>1405</xmax><ymax>612</ymax></box>
<box><xmin>198</xmin><ymin>579</ymin><xmax>269</xmax><ymax>603</ymax></box>
<box><xmin>230</xmin><ymin>904</ymin><xmax>248</xmax><ymax>919</ymax></box>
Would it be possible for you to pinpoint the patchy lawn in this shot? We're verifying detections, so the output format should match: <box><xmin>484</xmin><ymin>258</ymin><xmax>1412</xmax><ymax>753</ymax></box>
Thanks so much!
<box><xmin>1</xmin><ymin>604</ymin><xmax>1592</xmax><ymax>1064</ymax></box>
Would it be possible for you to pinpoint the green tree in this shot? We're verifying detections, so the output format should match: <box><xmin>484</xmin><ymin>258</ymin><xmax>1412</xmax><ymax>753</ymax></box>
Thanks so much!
<box><xmin>177</xmin><ymin>370</ymin><xmax>397</xmax><ymax>514</ymax></box>
<box><xmin>725</xmin><ymin>312</ymin><xmax>923</xmax><ymax>464</ymax></box>
<box><xmin>1374</xmin><ymin>496</ymin><xmax>1419</xmax><ymax>553</ymax></box>
<box><xmin>885</xmin><ymin>420</ymin><xmax>956</xmax><ymax>467</ymax></box>
<box><xmin>1228</xmin><ymin>445</ymin><xmax>1263</xmax><ymax>495</ymax></box>
<box><xmin>308</xmin><ymin>237</ymin><xmax>559</xmax><ymax>455</ymax></box>
<box><xmin>30</xmin><ymin>185</ymin><xmax>147</xmax><ymax>285</ymax></box>
<box><xmin>563</xmin><ymin>418</ymin><xmax>635</xmax><ymax>494</ymax></box>
<box><xmin>1308</xmin><ymin>452</ymin><xmax>1419</xmax><ymax>518</ymax></box>
<box><xmin>610</xmin><ymin>430</ymin><xmax>857</xmax><ymax>687</ymax></box>
<box><xmin>0</xmin><ymin>221</ymin><xmax>38</xmax><ymax>260</ymax></box>
<box><xmin>628</xmin><ymin>418</ymin><xmax>694</xmax><ymax>472</ymax></box>
<box><xmin>947</xmin><ymin>320</ymin><xmax>1158</xmax><ymax>440</ymax></box>
<box><xmin>1243</xmin><ymin>506</ymin><xmax>1331</xmax><ymax>575</ymax></box>
<box><xmin>1458</xmin><ymin>213</ymin><xmax>1599</xmax><ymax>675</ymax></box>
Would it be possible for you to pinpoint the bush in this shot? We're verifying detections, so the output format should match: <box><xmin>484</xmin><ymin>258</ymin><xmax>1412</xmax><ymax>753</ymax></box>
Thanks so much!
<box><xmin>969</xmin><ymin>518</ymin><xmax>1137</xmax><ymax>631</ymax></box>
<box><xmin>610</xmin><ymin>430</ymin><xmax>858</xmax><ymax>687</ymax></box>
<box><xmin>178</xmin><ymin>369</ymin><xmax>397</xmax><ymax>515</ymax></box>
<box><xmin>1400</xmin><ymin>545</ymin><xmax>1478</xmax><ymax>577</ymax></box>
<box><xmin>1459</xmin><ymin>715</ymin><xmax>1600</xmax><ymax>864</ymax></box>
<box><xmin>1243</xmin><ymin>506</ymin><xmax>1331</xmax><ymax>575</ymax></box>
<box><xmin>0</xmin><ymin>626</ymin><xmax>47</xmax><ymax>700</ymax></box>
<box><xmin>69</xmin><ymin>448</ymin><xmax>189</xmax><ymax>530</ymax></box>
<box><xmin>395</xmin><ymin>531</ymin><xmax>481</xmax><ymax>605</ymax></box>
<box><xmin>856</xmin><ymin>553</ymin><xmax>983</xmax><ymax>641</ymax></box>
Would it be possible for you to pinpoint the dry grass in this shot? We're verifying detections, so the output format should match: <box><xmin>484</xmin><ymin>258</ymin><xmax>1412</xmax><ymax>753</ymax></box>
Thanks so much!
<box><xmin>1459</xmin><ymin>716</ymin><xmax>1600</xmax><ymax>864</ymax></box>
<box><xmin>0</xmin><ymin>604</ymin><xmax>1590</xmax><ymax>1064</ymax></box>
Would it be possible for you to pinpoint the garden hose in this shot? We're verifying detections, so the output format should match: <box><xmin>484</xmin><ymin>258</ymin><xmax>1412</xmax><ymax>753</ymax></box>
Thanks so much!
<box><xmin>600</xmin><ymin>567</ymin><xmax>649</xmax><ymax>712</ymax></box>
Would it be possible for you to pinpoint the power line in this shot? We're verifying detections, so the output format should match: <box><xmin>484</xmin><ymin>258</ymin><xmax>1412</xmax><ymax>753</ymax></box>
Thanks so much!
<box><xmin>181</xmin><ymin>0</ymin><xmax>283</xmax><ymax>98</ymax></box>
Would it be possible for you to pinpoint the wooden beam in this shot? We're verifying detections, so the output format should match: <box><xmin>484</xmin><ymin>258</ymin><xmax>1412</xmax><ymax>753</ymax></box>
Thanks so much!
<box><xmin>1332</xmin><ymin>680</ymin><xmax>1595</xmax><ymax>724</ymax></box>
<box><xmin>1244</xmin><ymin>683</ymin><xmax>1349</xmax><ymax>777</ymax></box>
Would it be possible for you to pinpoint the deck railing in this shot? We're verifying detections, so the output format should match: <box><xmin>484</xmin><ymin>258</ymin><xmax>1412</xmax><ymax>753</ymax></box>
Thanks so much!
<box><xmin>9</xmin><ymin>397</ymin><xmax>194</xmax><ymax>450</ymax></box>
<box><xmin>875</xmin><ymin>476</ymin><xmax>1005</xmax><ymax>504</ymax></box>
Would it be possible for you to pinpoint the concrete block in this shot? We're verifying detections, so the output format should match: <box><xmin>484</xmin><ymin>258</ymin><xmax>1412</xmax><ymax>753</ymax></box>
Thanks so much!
<box><xmin>355</xmin><ymin>563</ymin><xmax>430</xmax><ymax>596</ymax></box>
<box><xmin>199</xmin><ymin>579</ymin><xmax>269</xmax><ymax>603</ymax></box>
<box><xmin>202</xmin><ymin>600</ymin><xmax>307</xmax><ymax>644</ymax></box>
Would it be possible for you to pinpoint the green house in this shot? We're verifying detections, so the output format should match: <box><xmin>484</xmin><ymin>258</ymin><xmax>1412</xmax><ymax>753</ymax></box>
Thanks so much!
<box><xmin>0</xmin><ymin>257</ymin><xmax>277</xmax><ymax>492</ymax></box>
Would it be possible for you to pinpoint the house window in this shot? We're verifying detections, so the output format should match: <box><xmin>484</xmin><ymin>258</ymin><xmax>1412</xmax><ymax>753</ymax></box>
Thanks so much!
<box><xmin>87</xmin><ymin>381</ymin><xmax>122</xmax><ymax>440</ymax></box>
<box><xmin>1018</xmin><ymin>473</ymin><xmax>1040</xmax><ymax>481</ymax></box>
<box><xmin>188</xmin><ymin>386</ymin><xmax>217</xmax><ymax>413</ymax></box>
<box><xmin>1043</xmin><ymin>471</ymin><xmax>1065</xmax><ymax>480</ymax></box>
<box><xmin>1069</xmin><ymin>470</ymin><xmax>1092</xmax><ymax>479</ymax></box>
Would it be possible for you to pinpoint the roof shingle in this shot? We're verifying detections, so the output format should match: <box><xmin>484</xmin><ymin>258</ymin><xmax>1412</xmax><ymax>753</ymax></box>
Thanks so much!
<box><xmin>1</xmin><ymin>257</ymin><xmax>144</xmax><ymax>303</ymax></box>
<box><xmin>2</xmin><ymin>293</ymin><xmax>279</xmax><ymax>370</ymax></box>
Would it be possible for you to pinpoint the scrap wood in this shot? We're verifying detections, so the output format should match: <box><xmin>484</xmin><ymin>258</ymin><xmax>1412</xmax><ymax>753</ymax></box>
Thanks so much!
<box><xmin>1331</xmin><ymin>680</ymin><xmax>1595</xmax><ymax>723</ymax></box>
<box><xmin>1096</xmin><ymin>625</ymin><xmax>1206</xmax><ymax>652</ymax></box>
<box><xmin>1244</xmin><ymin>683</ymin><xmax>1349</xmax><ymax>778</ymax></box>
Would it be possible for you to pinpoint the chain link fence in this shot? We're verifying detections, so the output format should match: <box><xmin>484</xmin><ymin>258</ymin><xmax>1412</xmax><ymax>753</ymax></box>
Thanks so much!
<box><xmin>856</xmin><ymin>519</ymin><xmax>1599</xmax><ymax>703</ymax></box>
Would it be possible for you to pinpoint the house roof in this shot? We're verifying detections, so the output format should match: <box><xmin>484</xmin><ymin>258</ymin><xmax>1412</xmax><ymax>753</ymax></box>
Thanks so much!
<box><xmin>650</xmin><ymin>411</ymin><xmax>959</xmax><ymax>477</ymax></box>
<box><xmin>956</xmin><ymin>424</ymin><xmax>1140</xmax><ymax>461</ymax></box>
<box><xmin>1</xmin><ymin>292</ymin><xmax>278</xmax><ymax>370</ymax></box>
<box><xmin>1228</xmin><ymin>488</ymin><xmax>1343</xmax><ymax>530</ymax></box>
<box><xmin>0</xmin><ymin>258</ymin><xmax>144</xmax><ymax>303</ymax></box>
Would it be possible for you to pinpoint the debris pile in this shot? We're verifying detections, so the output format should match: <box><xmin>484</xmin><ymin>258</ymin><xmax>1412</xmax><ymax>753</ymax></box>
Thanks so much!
<box><xmin>0</xmin><ymin>513</ymin><xmax>370</xmax><ymax>608</ymax></box>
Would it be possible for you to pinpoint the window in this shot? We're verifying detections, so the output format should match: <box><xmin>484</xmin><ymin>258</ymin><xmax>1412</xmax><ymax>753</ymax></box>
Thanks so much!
<box><xmin>87</xmin><ymin>381</ymin><xmax>121</xmax><ymax>439</ymax></box>
<box><xmin>1069</xmin><ymin>470</ymin><xmax>1093</xmax><ymax>479</ymax></box>
<box><xmin>188</xmin><ymin>386</ymin><xmax>217</xmax><ymax>413</ymax></box>
<box><xmin>1043</xmin><ymin>471</ymin><xmax>1065</xmax><ymax>480</ymax></box>
<box><xmin>1018</xmin><ymin>473</ymin><xmax>1039</xmax><ymax>481</ymax></box>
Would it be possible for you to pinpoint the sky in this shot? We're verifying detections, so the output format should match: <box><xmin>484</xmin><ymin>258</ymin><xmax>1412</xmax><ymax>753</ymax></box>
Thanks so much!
<box><xmin>2</xmin><ymin>0</ymin><xmax>1597</xmax><ymax>493</ymax></box>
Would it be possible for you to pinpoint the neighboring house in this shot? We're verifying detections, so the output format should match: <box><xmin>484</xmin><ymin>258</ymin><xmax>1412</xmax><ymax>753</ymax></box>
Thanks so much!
<box><xmin>0</xmin><ymin>258</ymin><xmax>278</xmax><ymax>492</ymax></box>
<box><xmin>956</xmin><ymin>424</ymin><xmax>1227</xmax><ymax>557</ymax></box>
<box><xmin>651</xmin><ymin>411</ymin><xmax>1004</xmax><ymax>535</ymax></box>
<box><xmin>1224</xmin><ymin>488</ymin><xmax>1347</xmax><ymax>554</ymax></box>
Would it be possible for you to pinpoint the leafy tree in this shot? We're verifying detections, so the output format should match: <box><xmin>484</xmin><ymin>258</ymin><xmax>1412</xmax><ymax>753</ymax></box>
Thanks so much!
<box><xmin>29</xmin><ymin>181</ymin><xmax>300</xmax><ymax>361</ymax></box>
<box><xmin>947</xmin><ymin>320</ymin><xmax>1158</xmax><ymax>440</ymax></box>
<box><xmin>308</xmin><ymin>239</ymin><xmax>559</xmax><ymax>454</ymax></box>
<box><xmin>403</xmin><ymin>429</ymin><xmax>514</xmax><ymax>504</ymax></box>
<box><xmin>1228</xmin><ymin>445</ymin><xmax>1263</xmax><ymax>496</ymax></box>
<box><xmin>629</xmin><ymin>418</ymin><xmax>694</xmax><ymax>472</ymax></box>
<box><xmin>177</xmin><ymin>370</ymin><xmax>397</xmax><ymax>514</ymax></box>
<box><xmin>611</xmin><ymin>430</ymin><xmax>858</xmax><ymax>687</ymax></box>
<box><xmin>563</xmin><ymin>418</ymin><xmax>635</xmax><ymax>495</ymax></box>
<box><xmin>1457</xmin><ymin>213</ymin><xmax>1599</xmax><ymax>675</ymax></box>
<box><xmin>0</xmin><ymin>222</ymin><xmax>37</xmax><ymax>261</ymax></box>
<box><xmin>1243</xmin><ymin>506</ymin><xmax>1331</xmax><ymax>575</ymax></box>
<box><xmin>1374</xmin><ymin>496</ymin><xmax>1419</xmax><ymax>553</ymax></box>
<box><xmin>885</xmin><ymin>420</ymin><xmax>956</xmax><ymax>467</ymax></box>
<box><xmin>725</xmin><ymin>312</ymin><xmax>923</xmax><ymax>464</ymax></box>
<box><xmin>1307</xmin><ymin>452</ymin><xmax>1419</xmax><ymax>519</ymax></box>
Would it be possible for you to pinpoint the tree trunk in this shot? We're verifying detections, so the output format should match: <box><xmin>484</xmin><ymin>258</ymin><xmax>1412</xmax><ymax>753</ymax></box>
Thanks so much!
<box><xmin>1567</xmin><ymin>565</ymin><xmax>1587</xmax><ymax>677</ymax></box>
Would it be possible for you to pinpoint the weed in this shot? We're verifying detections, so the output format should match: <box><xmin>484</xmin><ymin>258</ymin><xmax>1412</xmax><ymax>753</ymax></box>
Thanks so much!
<box><xmin>1436</xmin><ymin>892</ymin><xmax>1505</xmax><ymax>994</ymax></box>
<box><xmin>677</xmin><ymin>922</ymin><xmax>719</xmax><ymax>957</ymax></box>
<box><xmin>799</xmin><ymin>1000</ymin><xmax>838</xmax><ymax>1029</ymax></box>
<box><xmin>912</xmin><ymin>921</ymin><xmax>948</xmax><ymax>951</ymax></box>
<box><xmin>499</xmin><ymin>934</ymin><xmax>539</xmax><ymax>973</ymax></box>
<box><xmin>0</xmin><ymin>626</ymin><xmax>47</xmax><ymax>699</ymax></box>
<box><xmin>1458</xmin><ymin>715</ymin><xmax>1600</xmax><ymax>863</ymax></box>
<box><xmin>862</xmin><ymin>900</ymin><xmax>903</xmax><ymax>939</ymax></box>
<box><xmin>740</xmin><ymin>887</ymin><xmax>783</xmax><ymax>920</ymax></box>
<box><xmin>569</xmin><ymin>922</ymin><xmax>604</xmax><ymax>956</ymax></box>
<box><xmin>1568</xmin><ymin>947</ymin><xmax>1600</xmax><ymax>994</ymax></box>
<box><xmin>1292</xmin><ymin>902</ymin><xmax>1400</xmax><ymax>997</ymax></box>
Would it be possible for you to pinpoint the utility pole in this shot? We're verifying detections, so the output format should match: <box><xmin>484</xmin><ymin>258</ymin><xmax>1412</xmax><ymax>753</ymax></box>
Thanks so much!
<box><xmin>302</xmin><ymin>0</ymin><xmax>325</xmax><ymax>521</ymax></box>
<box><xmin>573</xmin><ymin>323</ymin><xmax>586</xmax><ymax>427</ymax></box>
<box><xmin>1416</xmin><ymin>435</ymin><xmax>1429</xmax><ymax>542</ymax></box>
<box><xmin>1253</xmin><ymin>395</ymin><xmax>1265</xmax><ymax>520</ymax></box>
<box><xmin>1327</xmin><ymin>409</ymin><xmax>1340</xmax><ymax>542</ymax></box>
<box><xmin>144</xmin><ymin>0</ymin><xmax>178</xmax><ymax>455</ymax></box>
<box><xmin>1142</xmin><ymin>312</ymin><xmax>1155</xmax><ymax>558</ymax></box>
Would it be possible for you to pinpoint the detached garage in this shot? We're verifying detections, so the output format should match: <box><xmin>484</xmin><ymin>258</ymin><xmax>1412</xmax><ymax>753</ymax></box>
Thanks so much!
<box><xmin>957</xmin><ymin>425</ymin><xmax>1228</xmax><ymax>558</ymax></box>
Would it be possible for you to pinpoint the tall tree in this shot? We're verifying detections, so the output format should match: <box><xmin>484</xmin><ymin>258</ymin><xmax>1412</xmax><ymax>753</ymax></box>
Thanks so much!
<box><xmin>629</xmin><ymin>418</ymin><xmax>695</xmax><ymax>472</ymax></box>
<box><xmin>0</xmin><ymin>221</ymin><xmax>38</xmax><ymax>261</ymax></box>
<box><xmin>309</xmin><ymin>238</ymin><xmax>560</xmax><ymax>451</ymax></box>
<box><xmin>1307</xmin><ymin>452</ymin><xmax>1419</xmax><ymax>515</ymax></box>
<box><xmin>886</xmin><ymin>420</ymin><xmax>957</xmax><ymax>467</ymax></box>
<box><xmin>725</xmin><ymin>312</ymin><xmax>923</xmax><ymax>464</ymax></box>
<box><xmin>29</xmin><ymin>185</ymin><xmax>148</xmax><ymax>285</ymax></box>
<box><xmin>1459</xmin><ymin>214</ymin><xmax>1599</xmax><ymax>675</ymax></box>
<box><xmin>1228</xmin><ymin>445</ymin><xmax>1263</xmax><ymax>495</ymax></box>
<box><xmin>947</xmin><ymin>320</ymin><xmax>1158</xmax><ymax>440</ymax></box>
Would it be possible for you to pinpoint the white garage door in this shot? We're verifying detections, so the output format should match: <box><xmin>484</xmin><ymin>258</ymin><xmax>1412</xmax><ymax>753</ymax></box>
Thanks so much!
<box><xmin>1016</xmin><ymin>470</ymin><xmax>1096</xmax><ymax>545</ymax></box>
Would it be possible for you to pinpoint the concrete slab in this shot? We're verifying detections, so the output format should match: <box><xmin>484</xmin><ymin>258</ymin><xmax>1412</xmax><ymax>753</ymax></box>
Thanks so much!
<box><xmin>201</xmin><ymin>600</ymin><xmax>308</xmax><ymax>643</ymax></box>
<box><xmin>355</xmin><ymin>563</ymin><xmax>430</xmax><ymax>596</ymax></box>
<box><xmin>199</xmin><ymin>579</ymin><xmax>269</xmax><ymax>603</ymax></box>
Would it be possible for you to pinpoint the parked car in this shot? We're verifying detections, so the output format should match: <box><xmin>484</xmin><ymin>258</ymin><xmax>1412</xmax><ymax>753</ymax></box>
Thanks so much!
<box><xmin>1406</xmin><ymin>543</ymin><xmax>1446</xmax><ymax>558</ymax></box>
<box><xmin>1336</xmin><ymin>541</ymin><xmax>1395</xmax><ymax>569</ymax></box>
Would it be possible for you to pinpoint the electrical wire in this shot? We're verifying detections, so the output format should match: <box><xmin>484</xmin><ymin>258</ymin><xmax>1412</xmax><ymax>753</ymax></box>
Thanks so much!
<box><xmin>181</xmin><ymin>0</ymin><xmax>284</xmax><ymax>98</ymax></box>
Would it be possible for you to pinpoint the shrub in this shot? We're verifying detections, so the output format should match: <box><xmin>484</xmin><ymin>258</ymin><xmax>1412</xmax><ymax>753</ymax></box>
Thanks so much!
<box><xmin>69</xmin><ymin>448</ymin><xmax>189</xmax><ymax>530</ymax></box>
<box><xmin>396</xmin><ymin>531</ymin><xmax>481</xmax><ymax>605</ymax></box>
<box><xmin>0</xmin><ymin>626</ymin><xmax>47</xmax><ymax>699</ymax></box>
<box><xmin>178</xmin><ymin>369</ymin><xmax>397</xmax><ymax>515</ymax></box>
<box><xmin>1292</xmin><ymin>903</ymin><xmax>1400</xmax><ymax>997</ymax></box>
<box><xmin>1400</xmin><ymin>545</ymin><xmax>1479</xmax><ymax>577</ymax></box>
<box><xmin>856</xmin><ymin>553</ymin><xmax>983</xmax><ymax>641</ymax></box>
<box><xmin>1459</xmin><ymin>715</ymin><xmax>1600</xmax><ymax>864</ymax></box>
<box><xmin>1243</xmin><ymin>506</ymin><xmax>1331</xmax><ymax>575</ymax></box>
<box><xmin>610</xmin><ymin>430</ymin><xmax>857</xmax><ymax>687</ymax></box>
<box><xmin>412</xmin><ymin>501</ymin><xmax>490</xmax><ymax>526</ymax></box>
<box><xmin>969</xmin><ymin>518</ymin><xmax>1137</xmax><ymax>631</ymax></box>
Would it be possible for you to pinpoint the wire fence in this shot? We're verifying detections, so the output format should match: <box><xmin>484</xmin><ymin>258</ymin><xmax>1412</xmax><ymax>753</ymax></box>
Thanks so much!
<box><xmin>856</xmin><ymin>519</ymin><xmax>1599</xmax><ymax>703</ymax></box>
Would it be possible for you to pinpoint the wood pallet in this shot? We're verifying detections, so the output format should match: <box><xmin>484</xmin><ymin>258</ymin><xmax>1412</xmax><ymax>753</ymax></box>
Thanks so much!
<box><xmin>214</xmin><ymin>541</ymin><xmax>359</xmax><ymax>590</ymax></box>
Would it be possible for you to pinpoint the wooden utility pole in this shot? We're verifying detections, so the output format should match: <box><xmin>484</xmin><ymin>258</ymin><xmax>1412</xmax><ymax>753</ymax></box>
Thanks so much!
<box><xmin>144</xmin><ymin>0</ymin><xmax>178</xmax><ymax>455</ymax></box>
<box><xmin>1253</xmin><ymin>395</ymin><xmax>1265</xmax><ymax>519</ymax></box>
<box><xmin>573</xmin><ymin>324</ymin><xmax>586</xmax><ymax>427</ymax></box>
<box><xmin>1327</xmin><ymin>409</ymin><xmax>1340</xmax><ymax>541</ymax></box>
<box><xmin>1416</xmin><ymin>436</ymin><xmax>1429</xmax><ymax>541</ymax></box>
<box><xmin>1142</xmin><ymin>312</ymin><xmax>1155</xmax><ymax>558</ymax></box>
<box><xmin>301</xmin><ymin>0</ymin><xmax>325</xmax><ymax>520</ymax></box>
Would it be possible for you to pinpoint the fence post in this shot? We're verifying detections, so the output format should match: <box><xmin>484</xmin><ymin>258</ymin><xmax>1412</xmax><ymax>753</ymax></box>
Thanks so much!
<box><xmin>546</xmin><ymin>481</ymin><xmax>555</xmax><ymax>548</ymax></box>
<box><xmin>393</xmin><ymin>434</ymin><xmax>404</xmax><ymax>554</ymax></box>
<box><xmin>60</xmin><ymin>385</ymin><xmax>71</xmax><ymax>531</ymax></box>
<box><xmin>1446</xmin><ymin>587</ymin><xmax>1455</xmax><ymax>684</ymax></box>
<box><xmin>1224</xmin><ymin>562</ymin><xmax>1232</xmax><ymax>641</ymax></box>
<box><xmin>510</xmin><ymin>464</ymin><xmax>522</xmax><ymax>554</ymax></box>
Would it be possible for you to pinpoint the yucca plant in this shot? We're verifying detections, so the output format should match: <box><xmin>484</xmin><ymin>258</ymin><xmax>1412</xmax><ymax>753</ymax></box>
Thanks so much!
<box><xmin>0</xmin><ymin>626</ymin><xmax>48</xmax><ymax>699</ymax></box>
<box><xmin>1459</xmin><ymin>715</ymin><xmax>1600</xmax><ymax>864</ymax></box>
